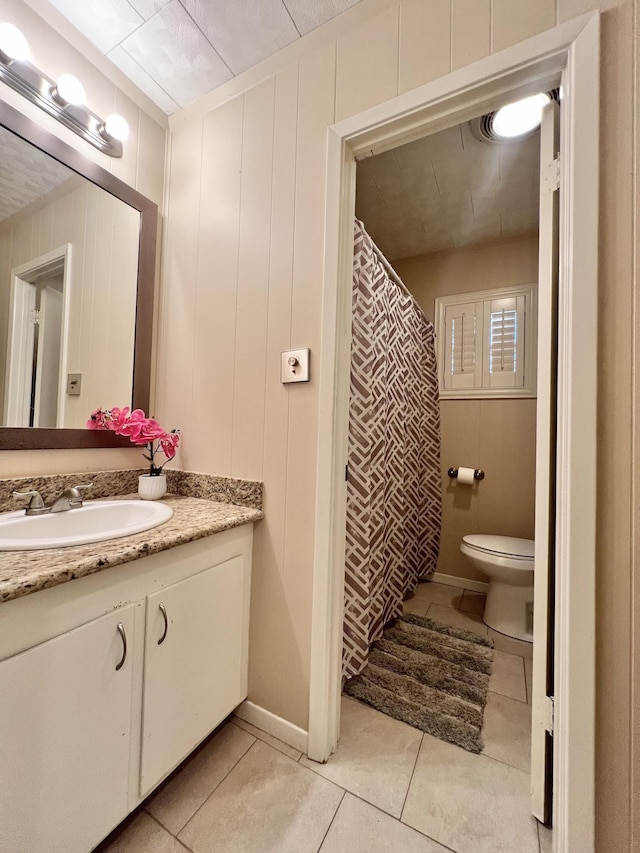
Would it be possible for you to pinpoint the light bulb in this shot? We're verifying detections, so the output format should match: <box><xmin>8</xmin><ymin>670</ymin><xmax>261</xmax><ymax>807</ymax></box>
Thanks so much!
<box><xmin>491</xmin><ymin>93</ymin><xmax>551</xmax><ymax>139</ymax></box>
<box><xmin>103</xmin><ymin>114</ymin><xmax>129</xmax><ymax>142</ymax></box>
<box><xmin>0</xmin><ymin>23</ymin><xmax>29</xmax><ymax>62</ymax></box>
<box><xmin>53</xmin><ymin>74</ymin><xmax>85</xmax><ymax>106</ymax></box>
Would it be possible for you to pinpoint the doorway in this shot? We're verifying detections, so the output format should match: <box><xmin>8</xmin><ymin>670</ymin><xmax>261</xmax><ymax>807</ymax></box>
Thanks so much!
<box><xmin>3</xmin><ymin>244</ymin><xmax>71</xmax><ymax>428</ymax></box>
<box><xmin>309</xmin><ymin>12</ymin><xmax>599</xmax><ymax>853</ymax></box>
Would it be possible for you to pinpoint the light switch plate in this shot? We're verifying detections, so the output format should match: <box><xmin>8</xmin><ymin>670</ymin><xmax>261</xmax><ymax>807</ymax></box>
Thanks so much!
<box><xmin>66</xmin><ymin>373</ymin><xmax>82</xmax><ymax>396</ymax></box>
<box><xmin>281</xmin><ymin>348</ymin><xmax>310</xmax><ymax>383</ymax></box>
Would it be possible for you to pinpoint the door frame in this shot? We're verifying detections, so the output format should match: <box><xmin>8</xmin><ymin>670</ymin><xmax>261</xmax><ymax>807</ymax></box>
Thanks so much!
<box><xmin>4</xmin><ymin>244</ymin><xmax>72</xmax><ymax>427</ymax></box>
<box><xmin>308</xmin><ymin>11</ymin><xmax>599</xmax><ymax>852</ymax></box>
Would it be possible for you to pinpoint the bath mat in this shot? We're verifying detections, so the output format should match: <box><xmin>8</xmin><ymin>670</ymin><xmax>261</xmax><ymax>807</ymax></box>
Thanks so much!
<box><xmin>343</xmin><ymin>613</ymin><xmax>493</xmax><ymax>753</ymax></box>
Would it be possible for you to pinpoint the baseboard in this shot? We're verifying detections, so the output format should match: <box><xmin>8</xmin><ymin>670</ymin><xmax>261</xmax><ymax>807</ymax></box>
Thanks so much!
<box><xmin>234</xmin><ymin>700</ymin><xmax>309</xmax><ymax>754</ymax></box>
<box><xmin>432</xmin><ymin>572</ymin><xmax>488</xmax><ymax>593</ymax></box>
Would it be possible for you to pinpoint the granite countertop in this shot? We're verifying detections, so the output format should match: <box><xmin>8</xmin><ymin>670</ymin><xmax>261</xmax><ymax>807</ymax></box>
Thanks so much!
<box><xmin>0</xmin><ymin>495</ymin><xmax>262</xmax><ymax>604</ymax></box>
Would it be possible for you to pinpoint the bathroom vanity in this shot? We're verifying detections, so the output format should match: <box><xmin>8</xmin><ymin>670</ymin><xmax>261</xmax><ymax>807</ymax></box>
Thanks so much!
<box><xmin>0</xmin><ymin>495</ymin><xmax>260</xmax><ymax>853</ymax></box>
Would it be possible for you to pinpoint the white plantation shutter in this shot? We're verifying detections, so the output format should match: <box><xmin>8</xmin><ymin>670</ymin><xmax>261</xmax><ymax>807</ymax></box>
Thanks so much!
<box><xmin>451</xmin><ymin>313</ymin><xmax>477</xmax><ymax>373</ymax></box>
<box><xmin>436</xmin><ymin>286</ymin><xmax>535</xmax><ymax>398</ymax></box>
<box><xmin>483</xmin><ymin>295</ymin><xmax>526</xmax><ymax>388</ymax></box>
<box><xmin>443</xmin><ymin>302</ymin><xmax>482</xmax><ymax>390</ymax></box>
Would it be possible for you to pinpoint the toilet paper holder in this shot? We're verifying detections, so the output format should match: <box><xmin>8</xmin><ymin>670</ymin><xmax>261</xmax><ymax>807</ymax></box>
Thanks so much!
<box><xmin>448</xmin><ymin>467</ymin><xmax>485</xmax><ymax>481</ymax></box>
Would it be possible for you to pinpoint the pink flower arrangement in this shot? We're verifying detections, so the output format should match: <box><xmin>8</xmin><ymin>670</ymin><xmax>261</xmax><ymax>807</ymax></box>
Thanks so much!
<box><xmin>87</xmin><ymin>407</ymin><xmax>180</xmax><ymax>476</ymax></box>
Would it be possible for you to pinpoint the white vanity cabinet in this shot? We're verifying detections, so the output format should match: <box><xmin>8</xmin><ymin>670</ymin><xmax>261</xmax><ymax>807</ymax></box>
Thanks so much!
<box><xmin>141</xmin><ymin>555</ymin><xmax>248</xmax><ymax>794</ymax></box>
<box><xmin>0</xmin><ymin>605</ymin><xmax>137</xmax><ymax>853</ymax></box>
<box><xmin>0</xmin><ymin>523</ymin><xmax>253</xmax><ymax>853</ymax></box>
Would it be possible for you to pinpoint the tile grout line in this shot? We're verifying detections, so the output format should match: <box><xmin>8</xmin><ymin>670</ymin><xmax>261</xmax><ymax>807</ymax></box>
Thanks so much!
<box><xmin>479</xmin><ymin>745</ymin><xmax>531</xmax><ymax>774</ymax></box>
<box><xmin>315</xmin><ymin>790</ymin><xmax>346</xmax><ymax>852</ymax></box>
<box><xmin>296</xmin><ymin>745</ymin><xmax>415</xmax><ymax>823</ymax></box>
<box><xmin>399</xmin><ymin>732</ymin><xmax>423</xmax><ymax>821</ymax></box>
<box><xmin>232</xmin><ymin>718</ymin><xmax>302</xmax><ymax>762</ymax></box>
<box><xmin>145</xmin><ymin>811</ymin><xmax>194</xmax><ymax>852</ymax></box>
<box><xmin>168</xmin><ymin>735</ymin><xmax>260</xmax><ymax>839</ymax></box>
<box><xmin>487</xmin><ymin>687</ymin><xmax>529</xmax><ymax>705</ymax></box>
<box><xmin>345</xmin><ymin>787</ymin><xmax>458</xmax><ymax>853</ymax></box>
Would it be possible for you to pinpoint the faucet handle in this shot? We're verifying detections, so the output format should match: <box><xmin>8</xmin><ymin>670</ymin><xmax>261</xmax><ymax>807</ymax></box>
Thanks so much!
<box><xmin>12</xmin><ymin>490</ymin><xmax>46</xmax><ymax>514</ymax></box>
<box><xmin>64</xmin><ymin>482</ymin><xmax>93</xmax><ymax>504</ymax></box>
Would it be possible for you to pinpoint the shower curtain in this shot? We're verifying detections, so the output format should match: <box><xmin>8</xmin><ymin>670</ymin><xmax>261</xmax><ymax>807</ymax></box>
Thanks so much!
<box><xmin>342</xmin><ymin>220</ymin><xmax>442</xmax><ymax>680</ymax></box>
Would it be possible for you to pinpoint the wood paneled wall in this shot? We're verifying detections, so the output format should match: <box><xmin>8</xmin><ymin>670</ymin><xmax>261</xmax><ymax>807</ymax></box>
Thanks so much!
<box><xmin>158</xmin><ymin>4</ymin><xmax>637</xmax><ymax>850</ymax></box>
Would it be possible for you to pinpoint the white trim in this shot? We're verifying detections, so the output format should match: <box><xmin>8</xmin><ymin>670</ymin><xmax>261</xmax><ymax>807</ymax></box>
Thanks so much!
<box><xmin>309</xmin><ymin>11</ymin><xmax>599</xmax><ymax>852</ymax></box>
<box><xmin>431</xmin><ymin>572</ymin><xmax>489</xmax><ymax>593</ymax></box>
<box><xmin>234</xmin><ymin>700</ymin><xmax>309</xmax><ymax>754</ymax></box>
<box><xmin>531</xmin><ymin>98</ymin><xmax>560</xmax><ymax>823</ymax></box>
<box><xmin>553</xmin><ymin>15</ymin><xmax>599</xmax><ymax>852</ymax></box>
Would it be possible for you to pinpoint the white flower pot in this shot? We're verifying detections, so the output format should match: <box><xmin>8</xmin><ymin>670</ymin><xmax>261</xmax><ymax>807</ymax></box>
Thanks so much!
<box><xmin>138</xmin><ymin>473</ymin><xmax>167</xmax><ymax>501</ymax></box>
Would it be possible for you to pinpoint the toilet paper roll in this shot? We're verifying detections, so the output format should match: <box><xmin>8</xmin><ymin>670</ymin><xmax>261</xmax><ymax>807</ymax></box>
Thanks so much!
<box><xmin>457</xmin><ymin>466</ymin><xmax>476</xmax><ymax>485</ymax></box>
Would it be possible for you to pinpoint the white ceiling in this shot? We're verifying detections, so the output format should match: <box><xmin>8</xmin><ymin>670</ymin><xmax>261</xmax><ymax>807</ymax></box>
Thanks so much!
<box><xmin>0</xmin><ymin>127</ymin><xmax>75</xmax><ymax>222</ymax></box>
<box><xmin>355</xmin><ymin>120</ymin><xmax>540</xmax><ymax>261</ymax></box>
<box><xmin>46</xmin><ymin>0</ymin><xmax>364</xmax><ymax>114</ymax></box>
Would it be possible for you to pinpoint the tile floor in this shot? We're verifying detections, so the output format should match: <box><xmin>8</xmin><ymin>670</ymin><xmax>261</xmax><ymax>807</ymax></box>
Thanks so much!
<box><xmin>98</xmin><ymin>581</ymin><xmax>551</xmax><ymax>853</ymax></box>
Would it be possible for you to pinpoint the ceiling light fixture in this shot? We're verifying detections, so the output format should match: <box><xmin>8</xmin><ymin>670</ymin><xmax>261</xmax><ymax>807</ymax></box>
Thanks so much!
<box><xmin>491</xmin><ymin>93</ymin><xmax>551</xmax><ymax>139</ymax></box>
<box><xmin>470</xmin><ymin>90</ymin><xmax>559</xmax><ymax>144</ymax></box>
<box><xmin>0</xmin><ymin>22</ymin><xmax>123</xmax><ymax>157</ymax></box>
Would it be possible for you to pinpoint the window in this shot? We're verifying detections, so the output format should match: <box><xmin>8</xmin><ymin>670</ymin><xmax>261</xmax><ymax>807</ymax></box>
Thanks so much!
<box><xmin>435</xmin><ymin>285</ymin><xmax>536</xmax><ymax>399</ymax></box>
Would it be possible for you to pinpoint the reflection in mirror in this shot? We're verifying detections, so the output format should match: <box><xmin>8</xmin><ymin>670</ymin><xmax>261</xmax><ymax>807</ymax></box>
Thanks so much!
<box><xmin>0</xmin><ymin>127</ymin><xmax>140</xmax><ymax>428</ymax></box>
<box><xmin>0</xmin><ymin>98</ymin><xmax>157</xmax><ymax>451</ymax></box>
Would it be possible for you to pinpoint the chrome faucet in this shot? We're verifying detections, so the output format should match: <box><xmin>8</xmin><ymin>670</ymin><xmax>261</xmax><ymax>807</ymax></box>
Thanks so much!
<box><xmin>12</xmin><ymin>483</ymin><xmax>93</xmax><ymax>516</ymax></box>
<box><xmin>49</xmin><ymin>484</ymin><xmax>93</xmax><ymax>513</ymax></box>
<box><xmin>11</xmin><ymin>490</ymin><xmax>48</xmax><ymax>516</ymax></box>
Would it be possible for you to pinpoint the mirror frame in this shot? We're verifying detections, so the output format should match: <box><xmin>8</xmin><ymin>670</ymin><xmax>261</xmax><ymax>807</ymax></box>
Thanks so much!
<box><xmin>0</xmin><ymin>98</ymin><xmax>157</xmax><ymax>450</ymax></box>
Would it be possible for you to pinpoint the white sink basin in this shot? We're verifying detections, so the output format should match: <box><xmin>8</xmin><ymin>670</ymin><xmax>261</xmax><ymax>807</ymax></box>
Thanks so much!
<box><xmin>0</xmin><ymin>500</ymin><xmax>174</xmax><ymax>550</ymax></box>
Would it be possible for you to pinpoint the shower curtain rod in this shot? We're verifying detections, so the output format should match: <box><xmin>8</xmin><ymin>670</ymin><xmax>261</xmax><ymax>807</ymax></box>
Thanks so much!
<box><xmin>367</xmin><ymin>233</ymin><xmax>432</xmax><ymax>328</ymax></box>
<box><xmin>368</xmin><ymin>235</ymin><xmax>407</xmax><ymax>292</ymax></box>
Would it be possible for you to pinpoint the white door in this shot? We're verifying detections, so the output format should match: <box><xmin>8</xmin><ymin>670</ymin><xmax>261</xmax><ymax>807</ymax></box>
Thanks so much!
<box><xmin>140</xmin><ymin>556</ymin><xmax>249</xmax><ymax>796</ymax></box>
<box><xmin>3</xmin><ymin>276</ymin><xmax>36</xmax><ymax>426</ymax></box>
<box><xmin>531</xmin><ymin>100</ymin><xmax>560</xmax><ymax>824</ymax></box>
<box><xmin>0</xmin><ymin>606</ymin><xmax>135</xmax><ymax>853</ymax></box>
<box><xmin>33</xmin><ymin>277</ymin><xmax>63</xmax><ymax>427</ymax></box>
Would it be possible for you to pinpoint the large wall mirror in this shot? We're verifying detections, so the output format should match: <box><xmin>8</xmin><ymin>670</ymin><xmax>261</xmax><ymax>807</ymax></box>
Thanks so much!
<box><xmin>0</xmin><ymin>98</ymin><xmax>157</xmax><ymax>450</ymax></box>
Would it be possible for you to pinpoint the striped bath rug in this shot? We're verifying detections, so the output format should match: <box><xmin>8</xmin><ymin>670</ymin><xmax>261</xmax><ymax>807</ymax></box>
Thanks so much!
<box><xmin>343</xmin><ymin>612</ymin><xmax>494</xmax><ymax>753</ymax></box>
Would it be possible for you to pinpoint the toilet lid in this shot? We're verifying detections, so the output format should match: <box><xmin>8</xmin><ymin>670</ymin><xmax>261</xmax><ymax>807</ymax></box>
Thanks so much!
<box><xmin>462</xmin><ymin>535</ymin><xmax>534</xmax><ymax>560</ymax></box>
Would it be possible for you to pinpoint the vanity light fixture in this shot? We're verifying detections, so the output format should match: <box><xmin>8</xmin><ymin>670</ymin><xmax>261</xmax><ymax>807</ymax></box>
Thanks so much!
<box><xmin>0</xmin><ymin>22</ymin><xmax>30</xmax><ymax>62</ymax></box>
<box><xmin>0</xmin><ymin>23</ymin><xmax>126</xmax><ymax>157</ymax></box>
<box><xmin>51</xmin><ymin>73</ymin><xmax>85</xmax><ymax>107</ymax></box>
<box><xmin>102</xmin><ymin>113</ymin><xmax>129</xmax><ymax>142</ymax></box>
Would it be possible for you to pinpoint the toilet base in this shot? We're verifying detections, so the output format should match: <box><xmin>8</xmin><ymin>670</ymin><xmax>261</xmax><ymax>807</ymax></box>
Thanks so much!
<box><xmin>483</xmin><ymin>580</ymin><xmax>534</xmax><ymax>643</ymax></box>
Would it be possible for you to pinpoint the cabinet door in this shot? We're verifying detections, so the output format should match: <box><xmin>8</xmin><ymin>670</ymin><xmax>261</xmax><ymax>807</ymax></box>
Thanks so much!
<box><xmin>0</xmin><ymin>606</ymin><xmax>135</xmax><ymax>853</ymax></box>
<box><xmin>140</xmin><ymin>556</ymin><xmax>248</xmax><ymax>794</ymax></box>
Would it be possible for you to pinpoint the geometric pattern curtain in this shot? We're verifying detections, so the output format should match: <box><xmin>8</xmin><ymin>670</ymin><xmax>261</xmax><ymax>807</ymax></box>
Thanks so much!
<box><xmin>343</xmin><ymin>220</ymin><xmax>442</xmax><ymax>680</ymax></box>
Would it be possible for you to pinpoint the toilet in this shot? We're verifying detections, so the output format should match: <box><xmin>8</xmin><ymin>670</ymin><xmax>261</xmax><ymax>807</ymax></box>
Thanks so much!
<box><xmin>460</xmin><ymin>535</ymin><xmax>535</xmax><ymax>642</ymax></box>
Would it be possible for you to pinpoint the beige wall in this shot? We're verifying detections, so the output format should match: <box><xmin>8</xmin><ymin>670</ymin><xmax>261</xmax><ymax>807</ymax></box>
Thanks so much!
<box><xmin>159</xmin><ymin>1</ymin><xmax>637</xmax><ymax>849</ymax></box>
<box><xmin>0</xmin><ymin>0</ymin><xmax>167</xmax><ymax>476</ymax></box>
<box><xmin>0</xmin><ymin>180</ymin><xmax>139</xmax><ymax>427</ymax></box>
<box><xmin>395</xmin><ymin>237</ymin><xmax>538</xmax><ymax>583</ymax></box>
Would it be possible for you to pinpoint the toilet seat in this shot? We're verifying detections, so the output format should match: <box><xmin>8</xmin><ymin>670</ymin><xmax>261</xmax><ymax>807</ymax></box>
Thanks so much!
<box><xmin>462</xmin><ymin>534</ymin><xmax>534</xmax><ymax>561</ymax></box>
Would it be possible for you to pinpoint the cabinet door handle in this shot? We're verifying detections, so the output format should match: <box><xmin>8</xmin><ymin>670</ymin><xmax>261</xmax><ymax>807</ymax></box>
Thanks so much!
<box><xmin>158</xmin><ymin>602</ymin><xmax>168</xmax><ymax>645</ymax></box>
<box><xmin>115</xmin><ymin>622</ymin><xmax>127</xmax><ymax>671</ymax></box>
